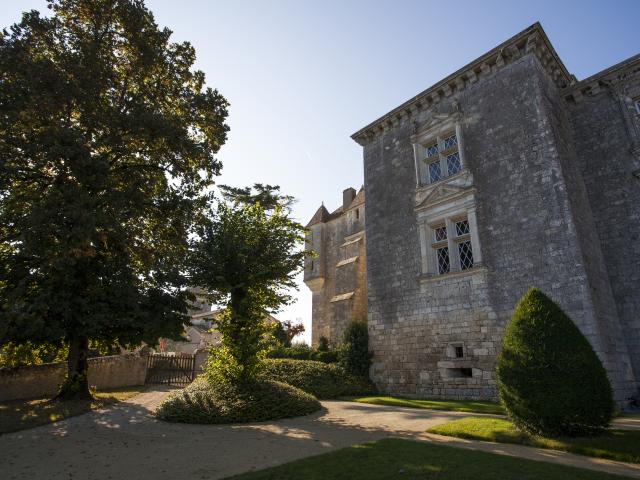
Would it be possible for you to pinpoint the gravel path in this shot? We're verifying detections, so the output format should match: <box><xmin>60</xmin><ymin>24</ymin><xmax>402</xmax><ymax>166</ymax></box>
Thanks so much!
<box><xmin>1</xmin><ymin>388</ymin><xmax>639</xmax><ymax>479</ymax></box>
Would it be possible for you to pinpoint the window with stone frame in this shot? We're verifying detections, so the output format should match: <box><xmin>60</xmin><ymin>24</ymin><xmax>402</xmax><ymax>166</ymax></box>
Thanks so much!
<box><xmin>421</xmin><ymin>132</ymin><xmax>462</xmax><ymax>184</ymax></box>
<box><xmin>455</xmin><ymin>218</ymin><xmax>474</xmax><ymax>271</ymax></box>
<box><xmin>430</xmin><ymin>216</ymin><xmax>474</xmax><ymax>275</ymax></box>
<box><xmin>634</xmin><ymin>97</ymin><xmax>640</xmax><ymax>115</ymax></box>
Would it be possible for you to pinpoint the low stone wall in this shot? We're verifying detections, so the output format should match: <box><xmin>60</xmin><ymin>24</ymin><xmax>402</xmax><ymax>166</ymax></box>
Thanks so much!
<box><xmin>0</xmin><ymin>352</ymin><xmax>148</xmax><ymax>402</ymax></box>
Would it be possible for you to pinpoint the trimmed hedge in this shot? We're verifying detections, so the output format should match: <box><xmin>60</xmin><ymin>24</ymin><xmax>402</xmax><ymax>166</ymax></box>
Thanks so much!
<box><xmin>340</xmin><ymin>319</ymin><xmax>372</xmax><ymax>378</ymax></box>
<box><xmin>267</xmin><ymin>345</ymin><xmax>339</xmax><ymax>364</ymax></box>
<box><xmin>260</xmin><ymin>358</ymin><xmax>375</xmax><ymax>399</ymax></box>
<box><xmin>155</xmin><ymin>377</ymin><xmax>320</xmax><ymax>424</ymax></box>
<box><xmin>496</xmin><ymin>288</ymin><xmax>614</xmax><ymax>437</ymax></box>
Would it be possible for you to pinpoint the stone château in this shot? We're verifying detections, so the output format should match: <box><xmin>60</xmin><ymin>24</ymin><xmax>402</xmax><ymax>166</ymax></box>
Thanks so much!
<box><xmin>305</xmin><ymin>23</ymin><xmax>640</xmax><ymax>405</ymax></box>
<box><xmin>305</xmin><ymin>187</ymin><xmax>367</xmax><ymax>346</ymax></box>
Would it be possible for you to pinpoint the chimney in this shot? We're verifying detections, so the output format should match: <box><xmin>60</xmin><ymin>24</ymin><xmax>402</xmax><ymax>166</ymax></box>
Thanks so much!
<box><xmin>342</xmin><ymin>187</ymin><xmax>356</xmax><ymax>211</ymax></box>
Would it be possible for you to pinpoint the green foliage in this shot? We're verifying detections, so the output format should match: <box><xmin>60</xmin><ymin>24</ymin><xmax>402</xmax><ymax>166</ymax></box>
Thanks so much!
<box><xmin>317</xmin><ymin>336</ymin><xmax>330</xmax><ymax>352</ymax></box>
<box><xmin>189</xmin><ymin>201</ymin><xmax>306</xmax><ymax>384</ymax></box>
<box><xmin>155</xmin><ymin>377</ymin><xmax>320</xmax><ymax>424</ymax></box>
<box><xmin>496</xmin><ymin>288</ymin><xmax>615</xmax><ymax>437</ymax></box>
<box><xmin>219</xmin><ymin>183</ymin><xmax>295</xmax><ymax>212</ymax></box>
<box><xmin>267</xmin><ymin>344</ymin><xmax>339</xmax><ymax>364</ymax></box>
<box><xmin>270</xmin><ymin>319</ymin><xmax>305</xmax><ymax>348</ymax></box>
<box><xmin>272</xmin><ymin>321</ymin><xmax>289</xmax><ymax>346</ymax></box>
<box><xmin>0</xmin><ymin>342</ymin><xmax>67</xmax><ymax>368</ymax></box>
<box><xmin>0</xmin><ymin>0</ymin><xmax>228</xmax><ymax>398</ymax></box>
<box><xmin>340</xmin><ymin>319</ymin><xmax>373</xmax><ymax>379</ymax></box>
<box><xmin>260</xmin><ymin>359</ymin><xmax>375</xmax><ymax>399</ymax></box>
<box><xmin>0</xmin><ymin>340</ymin><xmax>120</xmax><ymax>369</ymax></box>
<box><xmin>203</xmin><ymin>309</ymin><xmax>272</xmax><ymax>385</ymax></box>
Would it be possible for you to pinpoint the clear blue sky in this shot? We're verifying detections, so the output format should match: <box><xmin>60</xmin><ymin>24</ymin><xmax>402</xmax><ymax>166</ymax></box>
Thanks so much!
<box><xmin>1</xmin><ymin>0</ymin><xmax>638</xmax><ymax>343</ymax></box>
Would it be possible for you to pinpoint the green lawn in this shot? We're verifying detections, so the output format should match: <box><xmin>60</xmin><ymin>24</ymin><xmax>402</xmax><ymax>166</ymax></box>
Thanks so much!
<box><xmin>618</xmin><ymin>412</ymin><xmax>640</xmax><ymax>419</ymax></box>
<box><xmin>350</xmin><ymin>395</ymin><xmax>505</xmax><ymax>415</ymax></box>
<box><xmin>0</xmin><ymin>386</ymin><xmax>146</xmax><ymax>434</ymax></box>
<box><xmin>428</xmin><ymin>417</ymin><xmax>640</xmax><ymax>464</ymax></box>
<box><xmin>226</xmin><ymin>438</ymin><xmax>625</xmax><ymax>480</ymax></box>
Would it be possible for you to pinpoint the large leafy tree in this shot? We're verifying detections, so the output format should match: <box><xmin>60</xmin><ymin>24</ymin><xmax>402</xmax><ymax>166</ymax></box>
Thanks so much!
<box><xmin>0</xmin><ymin>0</ymin><xmax>229</xmax><ymax>398</ymax></box>
<box><xmin>189</xmin><ymin>200</ymin><xmax>305</xmax><ymax>384</ymax></box>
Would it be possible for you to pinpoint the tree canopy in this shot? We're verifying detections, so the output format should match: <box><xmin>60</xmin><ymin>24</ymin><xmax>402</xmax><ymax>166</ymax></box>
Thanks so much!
<box><xmin>218</xmin><ymin>183</ymin><xmax>295</xmax><ymax>212</ymax></box>
<box><xmin>0</xmin><ymin>0</ymin><xmax>228</xmax><ymax>397</ymax></box>
<box><xmin>272</xmin><ymin>319</ymin><xmax>306</xmax><ymax>348</ymax></box>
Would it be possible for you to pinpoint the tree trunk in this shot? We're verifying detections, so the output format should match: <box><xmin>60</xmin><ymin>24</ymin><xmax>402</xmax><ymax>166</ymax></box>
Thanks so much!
<box><xmin>57</xmin><ymin>335</ymin><xmax>92</xmax><ymax>400</ymax></box>
<box><xmin>229</xmin><ymin>288</ymin><xmax>251</xmax><ymax>383</ymax></box>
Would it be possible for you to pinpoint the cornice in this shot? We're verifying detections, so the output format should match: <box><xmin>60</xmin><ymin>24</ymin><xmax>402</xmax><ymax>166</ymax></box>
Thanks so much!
<box><xmin>351</xmin><ymin>22</ymin><xmax>574</xmax><ymax>147</ymax></box>
<box><xmin>563</xmin><ymin>54</ymin><xmax>640</xmax><ymax>104</ymax></box>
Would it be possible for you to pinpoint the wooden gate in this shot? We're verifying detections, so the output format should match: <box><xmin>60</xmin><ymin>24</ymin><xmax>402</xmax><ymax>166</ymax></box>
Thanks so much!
<box><xmin>145</xmin><ymin>353</ymin><xmax>196</xmax><ymax>386</ymax></box>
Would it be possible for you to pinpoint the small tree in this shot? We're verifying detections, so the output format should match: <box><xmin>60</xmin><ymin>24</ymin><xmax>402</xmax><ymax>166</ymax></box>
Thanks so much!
<box><xmin>340</xmin><ymin>319</ymin><xmax>372</xmax><ymax>379</ymax></box>
<box><xmin>274</xmin><ymin>319</ymin><xmax>305</xmax><ymax>347</ymax></box>
<box><xmin>317</xmin><ymin>336</ymin><xmax>330</xmax><ymax>352</ymax></box>
<box><xmin>189</xmin><ymin>201</ymin><xmax>306</xmax><ymax>384</ymax></box>
<box><xmin>496</xmin><ymin>288</ymin><xmax>614</xmax><ymax>437</ymax></box>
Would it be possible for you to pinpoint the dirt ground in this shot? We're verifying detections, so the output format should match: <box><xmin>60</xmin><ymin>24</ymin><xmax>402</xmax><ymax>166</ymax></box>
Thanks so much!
<box><xmin>1</xmin><ymin>388</ymin><xmax>639</xmax><ymax>480</ymax></box>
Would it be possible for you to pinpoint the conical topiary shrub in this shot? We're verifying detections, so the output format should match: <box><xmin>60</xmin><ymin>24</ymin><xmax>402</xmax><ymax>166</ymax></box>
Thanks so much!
<box><xmin>496</xmin><ymin>288</ymin><xmax>614</xmax><ymax>437</ymax></box>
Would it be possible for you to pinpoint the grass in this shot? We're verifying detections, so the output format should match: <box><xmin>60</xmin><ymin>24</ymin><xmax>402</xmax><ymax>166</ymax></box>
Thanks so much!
<box><xmin>350</xmin><ymin>395</ymin><xmax>505</xmax><ymax>415</ymax></box>
<box><xmin>428</xmin><ymin>417</ymin><xmax>640</xmax><ymax>464</ymax></box>
<box><xmin>618</xmin><ymin>412</ymin><xmax>640</xmax><ymax>419</ymax></box>
<box><xmin>0</xmin><ymin>386</ymin><xmax>146</xmax><ymax>434</ymax></box>
<box><xmin>226</xmin><ymin>438</ymin><xmax>625</xmax><ymax>480</ymax></box>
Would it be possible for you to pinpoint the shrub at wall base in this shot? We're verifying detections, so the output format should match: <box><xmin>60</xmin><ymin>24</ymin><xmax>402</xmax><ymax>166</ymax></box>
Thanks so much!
<box><xmin>496</xmin><ymin>288</ymin><xmax>614</xmax><ymax>437</ymax></box>
<box><xmin>340</xmin><ymin>319</ymin><xmax>373</xmax><ymax>379</ymax></box>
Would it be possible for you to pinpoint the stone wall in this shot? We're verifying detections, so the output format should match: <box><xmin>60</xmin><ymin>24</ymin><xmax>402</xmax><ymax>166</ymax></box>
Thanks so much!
<box><xmin>306</xmin><ymin>192</ymin><xmax>367</xmax><ymax>347</ymax></box>
<box><xmin>0</xmin><ymin>352</ymin><xmax>148</xmax><ymax>402</ymax></box>
<box><xmin>537</xmin><ymin>63</ymin><xmax>638</xmax><ymax>400</ymax></box>
<box><xmin>362</xmin><ymin>52</ymin><xmax>638</xmax><ymax>402</ymax></box>
<box><xmin>569</xmin><ymin>72</ymin><xmax>640</xmax><ymax>391</ymax></box>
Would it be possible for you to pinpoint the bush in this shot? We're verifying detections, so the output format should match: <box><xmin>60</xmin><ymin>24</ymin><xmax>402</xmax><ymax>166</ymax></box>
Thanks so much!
<box><xmin>340</xmin><ymin>319</ymin><xmax>372</xmax><ymax>378</ymax></box>
<box><xmin>260</xmin><ymin>358</ymin><xmax>375</xmax><ymax>399</ymax></box>
<box><xmin>317</xmin><ymin>336</ymin><xmax>330</xmax><ymax>352</ymax></box>
<box><xmin>267</xmin><ymin>344</ymin><xmax>339</xmax><ymax>364</ymax></box>
<box><xmin>155</xmin><ymin>377</ymin><xmax>320</xmax><ymax>424</ymax></box>
<box><xmin>496</xmin><ymin>288</ymin><xmax>615</xmax><ymax>437</ymax></box>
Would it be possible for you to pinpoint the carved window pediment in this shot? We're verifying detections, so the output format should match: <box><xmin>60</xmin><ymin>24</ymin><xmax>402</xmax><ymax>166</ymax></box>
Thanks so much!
<box><xmin>411</xmin><ymin>112</ymin><xmax>461</xmax><ymax>143</ymax></box>
<box><xmin>415</xmin><ymin>184</ymin><xmax>468</xmax><ymax>210</ymax></box>
<box><xmin>414</xmin><ymin>170</ymin><xmax>474</xmax><ymax>211</ymax></box>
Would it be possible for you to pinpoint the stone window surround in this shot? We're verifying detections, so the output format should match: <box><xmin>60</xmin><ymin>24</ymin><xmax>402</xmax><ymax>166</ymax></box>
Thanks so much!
<box><xmin>416</xmin><ymin>194</ymin><xmax>483</xmax><ymax>279</ymax></box>
<box><xmin>411</xmin><ymin>115</ymin><xmax>467</xmax><ymax>188</ymax></box>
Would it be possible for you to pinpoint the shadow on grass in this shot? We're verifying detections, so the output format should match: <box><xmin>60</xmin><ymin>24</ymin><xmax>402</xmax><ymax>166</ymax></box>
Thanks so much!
<box><xmin>0</xmin><ymin>386</ymin><xmax>146</xmax><ymax>434</ymax></box>
<box><xmin>225</xmin><ymin>438</ymin><xmax>628</xmax><ymax>480</ymax></box>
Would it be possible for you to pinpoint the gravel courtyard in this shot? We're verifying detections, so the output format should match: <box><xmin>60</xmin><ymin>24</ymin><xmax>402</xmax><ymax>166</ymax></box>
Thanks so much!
<box><xmin>1</xmin><ymin>388</ymin><xmax>639</xmax><ymax>480</ymax></box>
